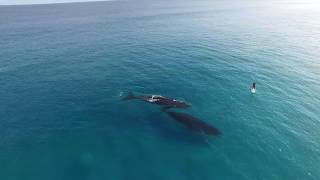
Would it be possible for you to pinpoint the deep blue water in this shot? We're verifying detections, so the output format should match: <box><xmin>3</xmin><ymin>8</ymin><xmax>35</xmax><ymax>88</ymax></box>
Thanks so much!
<box><xmin>0</xmin><ymin>0</ymin><xmax>320</xmax><ymax>179</ymax></box>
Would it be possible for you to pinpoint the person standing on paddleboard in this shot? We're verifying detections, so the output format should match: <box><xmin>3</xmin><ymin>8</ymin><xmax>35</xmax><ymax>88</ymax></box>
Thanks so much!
<box><xmin>251</xmin><ymin>82</ymin><xmax>256</xmax><ymax>93</ymax></box>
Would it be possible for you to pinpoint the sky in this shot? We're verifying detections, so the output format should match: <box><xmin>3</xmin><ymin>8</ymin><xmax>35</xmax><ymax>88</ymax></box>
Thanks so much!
<box><xmin>0</xmin><ymin>0</ymin><xmax>108</xmax><ymax>5</ymax></box>
<box><xmin>2</xmin><ymin>0</ymin><xmax>320</xmax><ymax>5</ymax></box>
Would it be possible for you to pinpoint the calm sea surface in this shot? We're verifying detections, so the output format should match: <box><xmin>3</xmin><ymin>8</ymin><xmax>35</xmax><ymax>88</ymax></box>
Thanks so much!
<box><xmin>0</xmin><ymin>0</ymin><xmax>320</xmax><ymax>179</ymax></box>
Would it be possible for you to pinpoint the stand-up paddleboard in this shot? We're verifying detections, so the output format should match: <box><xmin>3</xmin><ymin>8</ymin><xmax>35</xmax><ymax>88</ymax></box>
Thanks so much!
<box><xmin>251</xmin><ymin>82</ymin><xmax>256</xmax><ymax>94</ymax></box>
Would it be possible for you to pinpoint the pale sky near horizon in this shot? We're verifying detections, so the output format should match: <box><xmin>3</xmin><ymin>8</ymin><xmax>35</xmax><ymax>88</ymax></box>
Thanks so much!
<box><xmin>0</xmin><ymin>0</ymin><xmax>108</xmax><ymax>5</ymax></box>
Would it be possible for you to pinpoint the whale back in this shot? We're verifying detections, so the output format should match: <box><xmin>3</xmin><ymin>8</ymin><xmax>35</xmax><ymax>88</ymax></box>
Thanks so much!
<box><xmin>166</xmin><ymin>111</ymin><xmax>220</xmax><ymax>136</ymax></box>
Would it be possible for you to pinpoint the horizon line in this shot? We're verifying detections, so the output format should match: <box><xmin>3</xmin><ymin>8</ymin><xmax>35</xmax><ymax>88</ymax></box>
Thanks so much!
<box><xmin>0</xmin><ymin>0</ymin><xmax>114</xmax><ymax>6</ymax></box>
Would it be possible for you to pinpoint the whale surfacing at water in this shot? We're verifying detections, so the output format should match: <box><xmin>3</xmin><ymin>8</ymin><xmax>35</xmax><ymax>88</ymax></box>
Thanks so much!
<box><xmin>122</xmin><ymin>92</ymin><xmax>191</xmax><ymax>110</ymax></box>
<box><xmin>166</xmin><ymin>111</ymin><xmax>221</xmax><ymax>136</ymax></box>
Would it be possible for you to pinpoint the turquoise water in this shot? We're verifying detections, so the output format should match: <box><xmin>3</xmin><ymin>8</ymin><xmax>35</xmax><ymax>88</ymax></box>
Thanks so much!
<box><xmin>1</xmin><ymin>1</ymin><xmax>320</xmax><ymax>179</ymax></box>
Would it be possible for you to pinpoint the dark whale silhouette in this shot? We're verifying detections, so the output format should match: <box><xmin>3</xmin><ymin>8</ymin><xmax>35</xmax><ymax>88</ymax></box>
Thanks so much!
<box><xmin>166</xmin><ymin>111</ymin><xmax>221</xmax><ymax>136</ymax></box>
<box><xmin>122</xmin><ymin>92</ymin><xmax>191</xmax><ymax>110</ymax></box>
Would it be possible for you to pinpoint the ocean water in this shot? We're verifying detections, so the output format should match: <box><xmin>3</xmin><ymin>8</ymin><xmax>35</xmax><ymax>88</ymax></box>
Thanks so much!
<box><xmin>0</xmin><ymin>0</ymin><xmax>320</xmax><ymax>179</ymax></box>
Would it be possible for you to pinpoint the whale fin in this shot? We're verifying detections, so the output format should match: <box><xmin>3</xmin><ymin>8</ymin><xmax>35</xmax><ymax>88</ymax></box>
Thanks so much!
<box><xmin>122</xmin><ymin>92</ymin><xmax>136</xmax><ymax>101</ymax></box>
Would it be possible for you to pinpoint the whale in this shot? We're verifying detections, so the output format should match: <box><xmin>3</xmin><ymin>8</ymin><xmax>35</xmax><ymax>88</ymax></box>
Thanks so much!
<box><xmin>122</xmin><ymin>92</ymin><xmax>191</xmax><ymax>110</ymax></box>
<box><xmin>166</xmin><ymin>111</ymin><xmax>221</xmax><ymax>136</ymax></box>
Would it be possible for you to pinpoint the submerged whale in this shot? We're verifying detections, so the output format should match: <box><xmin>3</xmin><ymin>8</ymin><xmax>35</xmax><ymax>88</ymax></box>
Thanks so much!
<box><xmin>122</xmin><ymin>92</ymin><xmax>191</xmax><ymax>110</ymax></box>
<box><xmin>166</xmin><ymin>111</ymin><xmax>221</xmax><ymax>136</ymax></box>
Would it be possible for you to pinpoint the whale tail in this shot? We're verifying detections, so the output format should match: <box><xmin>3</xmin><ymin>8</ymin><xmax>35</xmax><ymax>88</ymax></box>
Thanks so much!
<box><xmin>122</xmin><ymin>92</ymin><xmax>136</xmax><ymax>101</ymax></box>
